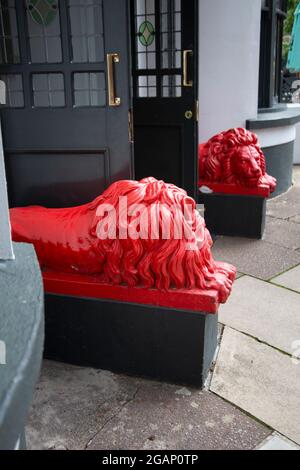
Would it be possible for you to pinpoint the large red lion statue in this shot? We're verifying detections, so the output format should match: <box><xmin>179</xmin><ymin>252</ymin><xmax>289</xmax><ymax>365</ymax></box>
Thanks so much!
<box><xmin>10</xmin><ymin>177</ymin><xmax>236</xmax><ymax>302</ymax></box>
<box><xmin>199</xmin><ymin>128</ymin><xmax>276</xmax><ymax>193</ymax></box>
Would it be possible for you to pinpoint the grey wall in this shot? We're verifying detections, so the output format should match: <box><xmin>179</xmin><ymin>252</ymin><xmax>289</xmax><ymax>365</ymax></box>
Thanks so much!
<box><xmin>0</xmin><ymin>243</ymin><xmax>44</xmax><ymax>450</ymax></box>
<box><xmin>263</xmin><ymin>141</ymin><xmax>294</xmax><ymax>197</ymax></box>
<box><xmin>198</xmin><ymin>0</ymin><xmax>262</xmax><ymax>143</ymax></box>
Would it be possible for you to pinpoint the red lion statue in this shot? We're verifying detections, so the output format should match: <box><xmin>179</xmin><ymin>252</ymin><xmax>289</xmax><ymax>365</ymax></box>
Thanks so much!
<box><xmin>199</xmin><ymin>128</ymin><xmax>276</xmax><ymax>193</ymax></box>
<box><xmin>10</xmin><ymin>177</ymin><xmax>236</xmax><ymax>303</ymax></box>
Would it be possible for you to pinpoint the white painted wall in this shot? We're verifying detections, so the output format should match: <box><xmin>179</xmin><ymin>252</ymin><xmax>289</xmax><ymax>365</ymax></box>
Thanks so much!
<box><xmin>198</xmin><ymin>0</ymin><xmax>262</xmax><ymax>143</ymax></box>
<box><xmin>255</xmin><ymin>125</ymin><xmax>296</xmax><ymax>148</ymax></box>
<box><xmin>293</xmin><ymin>123</ymin><xmax>300</xmax><ymax>163</ymax></box>
<box><xmin>287</xmin><ymin>104</ymin><xmax>300</xmax><ymax>163</ymax></box>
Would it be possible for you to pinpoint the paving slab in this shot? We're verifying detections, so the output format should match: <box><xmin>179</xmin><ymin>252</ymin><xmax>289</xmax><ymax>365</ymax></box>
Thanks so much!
<box><xmin>267</xmin><ymin>186</ymin><xmax>300</xmax><ymax>220</ymax></box>
<box><xmin>218</xmin><ymin>276</ymin><xmax>300</xmax><ymax>355</ymax></box>
<box><xmin>271</xmin><ymin>264</ymin><xmax>300</xmax><ymax>293</ymax></box>
<box><xmin>290</xmin><ymin>214</ymin><xmax>300</xmax><ymax>224</ymax></box>
<box><xmin>212</xmin><ymin>237</ymin><xmax>300</xmax><ymax>280</ymax></box>
<box><xmin>26</xmin><ymin>361</ymin><xmax>140</xmax><ymax>450</ymax></box>
<box><xmin>87</xmin><ymin>382</ymin><xmax>269</xmax><ymax>451</ymax></box>
<box><xmin>256</xmin><ymin>433</ymin><xmax>300</xmax><ymax>450</ymax></box>
<box><xmin>264</xmin><ymin>216</ymin><xmax>300</xmax><ymax>250</ymax></box>
<box><xmin>27</xmin><ymin>360</ymin><xmax>270</xmax><ymax>450</ymax></box>
<box><xmin>293</xmin><ymin>166</ymin><xmax>300</xmax><ymax>187</ymax></box>
<box><xmin>211</xmin><ymin>327</ymin><xmax>300</xmax><ymax>445</ymax></box>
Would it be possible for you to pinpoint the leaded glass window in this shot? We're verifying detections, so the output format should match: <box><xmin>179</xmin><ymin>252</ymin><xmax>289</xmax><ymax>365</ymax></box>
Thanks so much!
<box><xmin>135</xmin><ymin>0</ymin><xmax>156</xmax><ymax>70</ymax></box>
<box><xmin>138</xmin><ymin>75</ymin><xmax>156</xmax><ymax>97</ymax></box>
<box><xmin>68</xmin><ymin>0</ymin><xmax>104</xmax><ymax>63</ymax></box>
<box><xmin>0</xmin><ymin>0</ymin><xmax>20</xmax><ymax>64</ymax></box>
<box><xmin>26</xmin><ymin>0</ymin><xmax>62</xmax><ymax>63</ymax></box>
<box><xmin>32</xmin><ymin>73</ymin><xmax>65</xmax><ymax>107</ymax></box>
<box><xmin>73</xmin><ymin>72</ymin><xmax>105</xmax><ymax>107</ymax></box>
<box><xmin>0</xmin><ymin>74</ymin><xmax>24</xmax><ymax>107</ymax></box>
<box><xmin>134</xmin><ymin>0</ymin><xmax>182</xmax><ymax>98</ymax></box>
<box><xmin>160</xmin><ymin>0</ymin><xmax>181</xmax><ymax>69</ymax></box>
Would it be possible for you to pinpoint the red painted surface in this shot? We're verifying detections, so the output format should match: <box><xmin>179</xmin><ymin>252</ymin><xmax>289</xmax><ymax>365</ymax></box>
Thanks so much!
<box><xmin>198</xmin><ymin>128</ymin><xmax>277</xmax><ymax>197</ymax></box>
<box><xmin>10</xmin><ymin>177</ymin><xmax>236</xmax><ymax>308</ymax></box>
<box><xmin>43</xmin><ymin>269</ymin><xmax>225</xmax><ymax>314</ymax></box>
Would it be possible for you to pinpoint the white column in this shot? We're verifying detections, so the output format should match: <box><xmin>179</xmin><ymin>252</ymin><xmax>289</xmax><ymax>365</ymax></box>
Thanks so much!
<box><xmin>0</xmin><ymin>81</ymin><xmax>14</xmax><ymax>261</ymax></box>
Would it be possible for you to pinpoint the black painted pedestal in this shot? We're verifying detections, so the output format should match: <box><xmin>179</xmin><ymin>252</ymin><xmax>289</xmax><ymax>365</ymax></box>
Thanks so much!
<box><xmin>44</xmin><ymin>294</ymin><xmax>218</xmax><ymax>388</ymax></box>
<box><xmin>201</xmin><ymin>193</ymin><xmax>266</xmax><ymax>239</ymax></box>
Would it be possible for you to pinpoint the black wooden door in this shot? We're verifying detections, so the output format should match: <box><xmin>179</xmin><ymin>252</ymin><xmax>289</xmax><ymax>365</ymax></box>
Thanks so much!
<box><xmin>0</xmin><ymin>0</ymin><xmax>132</xmax><ymax>208</ymax></box>
<box><xmin>131</xmin><ymin>0</ymin><xmax>198</xmax><ymax>199</ymax></box>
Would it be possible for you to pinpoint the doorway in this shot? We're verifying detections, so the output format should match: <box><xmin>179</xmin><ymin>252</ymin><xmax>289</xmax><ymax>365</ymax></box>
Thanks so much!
<box><xmin>130</xmin><ymin>0</ymin><xmax>199</xmax><ymax>199</ymax></box>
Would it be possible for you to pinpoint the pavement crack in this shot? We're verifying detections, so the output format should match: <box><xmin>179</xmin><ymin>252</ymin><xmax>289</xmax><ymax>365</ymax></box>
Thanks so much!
<box><xmin>220</xmin><ymin>325</ymin><xmax>294</xmax><ymax>359</ymax></box>
<box><xmin>84</xmin><ymin>387</ymin><xmax>140</xmax><ymax>450</ymax></box>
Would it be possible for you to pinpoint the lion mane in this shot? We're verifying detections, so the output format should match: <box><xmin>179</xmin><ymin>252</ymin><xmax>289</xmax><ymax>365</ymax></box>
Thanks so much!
<box><xmin>199</xmin><ymin>128</ymin><xmax>276</xmax><ymax>192</ymax></box>
<box><xmin>10</xmin><ymin>177</ymin><xmax>236</xmax><ymax>303</ymax></box>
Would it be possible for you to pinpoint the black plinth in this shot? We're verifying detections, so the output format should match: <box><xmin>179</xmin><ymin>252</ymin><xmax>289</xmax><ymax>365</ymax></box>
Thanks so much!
<box><xmin>44</xmin><ymin>294</ymin><xmax>218</xmax><ymax>387</ymax></box>
<box><xmin>201</xmin><ymin>193</ymin><xmax>266</xmax><ymax>239</ymax></box>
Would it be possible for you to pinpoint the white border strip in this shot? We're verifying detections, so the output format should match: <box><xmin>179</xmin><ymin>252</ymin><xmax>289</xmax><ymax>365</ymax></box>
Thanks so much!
<box><xmin>0</xmin><ymin>117</ymin><xmax>14</xmax><ymax>261</ymax></box>
<box><xmin>255</xmin><ymin>125</ymin><xmax>296</xmax><ymax>149</ymax></box>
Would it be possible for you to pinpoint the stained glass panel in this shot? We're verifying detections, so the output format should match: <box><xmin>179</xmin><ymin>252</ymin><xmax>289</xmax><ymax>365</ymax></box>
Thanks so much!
<box><xmin>160</xmin><ymin>0</ymin><xmax>181</xmax><ymax>69</ymax></box>
<box><xmin>26</xmin><ymin>0</ymin><xmax>62</xmax><ymax>63</ymax></box>
<box><xmin>162</xmin><ymin>74</ymin><xmax>181</xmax><ymax>97</ymax></box>
<box><xmin>135</xmin><ymin>0</ymin><xmax>156</xmax><ymax>70</ymax></box>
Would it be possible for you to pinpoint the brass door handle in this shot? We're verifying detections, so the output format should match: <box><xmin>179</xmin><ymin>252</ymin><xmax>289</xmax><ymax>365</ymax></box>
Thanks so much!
<box><xmin>183</xmin><ymin>50</ymin><xmax>193</xmax><ymax>87</ymax></box>
<box><xmin>107</xmin><ymin>53</ymin><xmax>121</xmax><ymax>106</ymax></box>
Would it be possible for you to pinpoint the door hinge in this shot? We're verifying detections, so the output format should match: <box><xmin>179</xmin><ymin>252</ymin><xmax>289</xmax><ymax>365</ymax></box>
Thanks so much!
<box><xmin>128</xmin><ymin>109</ymin><xmax>134</xmax><ymax>143</ymax></box>
<box><xmin>195</xmin><ymin>100</ymin><xmax>199</xmax><ymax>122</ymax></box>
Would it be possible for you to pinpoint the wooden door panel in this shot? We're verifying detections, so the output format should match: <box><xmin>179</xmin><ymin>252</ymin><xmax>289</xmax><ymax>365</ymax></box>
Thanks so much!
<box><xmin>5</xmin><ymin>150</ymin><xmax>110</xmax><ymax>207</ymax></box>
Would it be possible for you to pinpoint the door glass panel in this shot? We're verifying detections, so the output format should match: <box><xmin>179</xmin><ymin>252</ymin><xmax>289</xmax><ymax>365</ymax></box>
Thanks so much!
<box><xmin>0</xmin><ymin>73</ymin><xmax>24</xmax><ymax>107</ymax></box>
<box><xmin>135</xmin><ymin>0</ymin><xmax>156</xmax><ymax>70</ymax></box>
<box><xmin>68</xmin><ymin>0</ymin><xmax>104</xmax><ymax>63</ymax></box>
<box><xmin>138</xmin><ymin>75</ymin><xmax>156</xmax><ymax>97</ymax></box>
<box><xmin>73</xmin><ymin>72</ymin><xmax>105</xmax><ymax>107</ymax></box>
<box><xmin>160</xmin><ymin>0</ymin><xmax>181</xmax><ymax>69</ymax></box>
<box><xmin>26</xmin><ymin>0</ymin><xmax>62</xmax><ymax>63</ymax></box>
<box><xmin>162</xmin><ymin>74</ymin><xmax>181</xmax><ymax>97</ymax></box>
<box><xmin>32</xmin><ymin>73</ymin><xmax>65</xmax><ymax>107</ymax></box>
<box><xmin>133</xmin><ymin>0</ymin><xmax>182</xmax><ymax>98</ymax></box>
<box><xmin>0</xmin><ymin>0</ymin><xmax>20</xmax><ymax>64</ymax></box>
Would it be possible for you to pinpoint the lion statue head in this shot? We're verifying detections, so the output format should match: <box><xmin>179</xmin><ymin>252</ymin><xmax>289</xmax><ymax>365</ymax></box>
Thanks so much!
<box><xmin>199</xmin><ymin>128</ymin><xmax>276</xmax><ymax>192</ymax></box>
<box><xmin>10</xmin><ymin>177</ymin><xmax>235</xmax><ymax>303</ymax></box>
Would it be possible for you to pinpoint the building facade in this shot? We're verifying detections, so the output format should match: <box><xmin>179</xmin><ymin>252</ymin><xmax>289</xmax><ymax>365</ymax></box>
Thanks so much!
<box><xmin>0</xmin><ymin>0</ymin><xmax>299</xmax><ymax>220</ymax></box>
